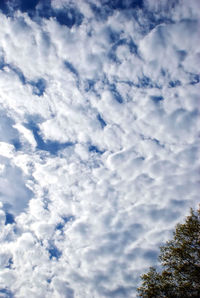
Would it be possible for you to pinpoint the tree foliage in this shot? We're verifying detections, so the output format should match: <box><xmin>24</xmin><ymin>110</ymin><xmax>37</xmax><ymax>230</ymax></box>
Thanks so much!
<box><xmin>137</xmin><ymin>208</ymin><xmax>200</xmax><ymax>297</ymax></box>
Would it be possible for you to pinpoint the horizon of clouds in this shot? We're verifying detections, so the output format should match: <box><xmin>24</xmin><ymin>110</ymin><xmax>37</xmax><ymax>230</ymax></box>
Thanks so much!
<box><xmin>0</xmin><ymin>0</ymin><xmax>200</xmax><ymax>297</ymax></box>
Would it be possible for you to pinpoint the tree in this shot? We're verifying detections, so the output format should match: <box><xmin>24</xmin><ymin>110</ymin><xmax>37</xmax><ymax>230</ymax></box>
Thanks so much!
<box><xmin>137</xmin><ymin>208</ymin><xmax>200</xmax><ymax>297</ymax></box>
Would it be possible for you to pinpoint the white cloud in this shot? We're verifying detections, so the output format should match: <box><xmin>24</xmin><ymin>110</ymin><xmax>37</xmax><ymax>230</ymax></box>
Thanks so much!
<box><xmin>0</xmin><ymin>0</ymin><xmax>199</xmax><ymax>297</ymax></box>
<box><xmin>0</xmin><ymin>143</ymin><xmax>14</xmax><ymax>158</ymax></box>
<box><xmin>14</xmin><ymin>123</ymin><xmax>37</xmax><ymax>148</ymax></box>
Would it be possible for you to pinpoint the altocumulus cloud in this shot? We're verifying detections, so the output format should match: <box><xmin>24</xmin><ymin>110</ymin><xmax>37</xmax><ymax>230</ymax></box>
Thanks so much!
<box><xmin>0</xmin><ymin>0</ymin><xmax>199</xmax><ymax>297</ymax></box>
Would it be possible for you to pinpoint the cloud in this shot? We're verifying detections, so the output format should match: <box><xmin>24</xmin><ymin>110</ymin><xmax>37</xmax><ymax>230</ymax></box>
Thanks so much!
<box><xmin>0</xmin><ymin>0</ymin><xmax>199</xmax><ymax>297</ymax></box>
<box><xmin>0</xmin><ymin>155</ymin><xmax>33</xmax><ymax>215</ymax></box>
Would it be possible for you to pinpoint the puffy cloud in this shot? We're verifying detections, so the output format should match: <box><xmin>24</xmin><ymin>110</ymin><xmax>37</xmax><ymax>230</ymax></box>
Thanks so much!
<box><xmin>0</xmin><ymin>154</ymin><xmax>33</xmax><ymax>215</ymax></box>
<box><xmin>0</xmin><ymin>0</ymin><xmax>199</xmax><ymax>297</ymax></box>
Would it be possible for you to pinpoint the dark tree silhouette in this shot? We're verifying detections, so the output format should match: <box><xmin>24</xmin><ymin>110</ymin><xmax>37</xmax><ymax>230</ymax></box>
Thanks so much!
<box><xmin>137</xmin><ymin>207</ymin><xmax>200</xmax><ymax>297</ymax></box>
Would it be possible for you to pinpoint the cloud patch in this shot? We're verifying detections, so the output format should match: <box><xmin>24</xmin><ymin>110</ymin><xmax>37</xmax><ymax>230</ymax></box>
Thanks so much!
<box><xmin>0</xmin><ymin>0</ymin><xmax>199</xmax><ymax>297</ymax></box>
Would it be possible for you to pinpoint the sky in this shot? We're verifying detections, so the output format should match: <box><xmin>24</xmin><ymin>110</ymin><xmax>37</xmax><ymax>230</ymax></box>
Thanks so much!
<box><xmin>0</xmin><ymin>0</ymin><xmax>199</xmax><ymax>297</ymax></box>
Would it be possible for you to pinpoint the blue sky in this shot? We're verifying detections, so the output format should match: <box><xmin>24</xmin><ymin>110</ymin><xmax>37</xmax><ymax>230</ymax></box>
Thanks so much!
<box><xmin>0</xmin><ymin>0</ymin><xmax>199</xmax><ymax>297</ymax></box>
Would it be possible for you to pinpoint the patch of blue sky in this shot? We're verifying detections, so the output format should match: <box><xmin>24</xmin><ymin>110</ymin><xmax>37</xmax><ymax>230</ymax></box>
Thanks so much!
<box><xmin>63</xmin><ymin>215</ymin><xmax>75</xmax><ymax>223</ymax></box>
<box><xmin>55</xmin><ymin>222</ymin><xmax>65</xmax><ymax>231</ymax></box>
<box><xmin>113</xmin><ymin>91</ymin><xmax>123</xmax><ymax>104</ymax></box>
<box><xmin>128</xmin><ymin>39</ymin><xmax>138</xmax><ymax>55</ymax></box>
<box><xmin>137</xmin><ymin>75</ymin><xmax>160</xmax><ymax>89</ymax></box>
<box><xmin>54</xmin><ymin>8</ymin><xmax>83</xmax><ymax>28</ymax></box>
<box><xmin>106</xmin><ymin>27</ymin><xmax>121</xmax><ymax>44</ymax></box>
<box><xmin>0</xmin><ymin>55</ymin><xmax>5</xmax><ymax>70</ymax></box>
<box><xmin>18</xmin><ymin>0</ymin><xmax>40</xmax><ymax>13</ymax></box>
<box><xmin>100</xmin><ymin>0</ymin><xmax>144</xmax><ymax>10</ymax></box>
<box><xmin>89</xmin><ymin>3</ymin><xmax>112</xmax><ymax>21</ymax></box>
<box><xmin>8</xmin><ymin>64</ymin><xmax>26</xmax><ymax>85</ymax></box>
<box><xmin>108</xmin><ymin>42</ymin><xmax>122</xmax><ymax>63</ymax></box>
<box><xmin>139</xmin><ymin>9</ymin><xmax>174</xmax><ymax>35</ymax></box>
<box><xmin>109</xmin><ymin>84</ymin><xmax>123</xmax><ymax>103</ymax></box>
<box><xmin>25</xmin><ymin>121</ymin><xmax>74</xmax><ymax>155</ymax></box>
<box><xmin>123</xmin><ymin>38</ymin><xmax>138</xmax><ymax>53</ymax></box>
<box><xmin>97</xmin><ymin>114</ymin><xmax>107</xmax><ymax>129</ymax></box>
<box><xmin>138</xmin><ymin>156</ymin><xmax>145</xmax><ymax>161</ymax></box>
<box><xmin>109</xmin><ymin>39</ymin><xmax>126</xmax><ymax>56</ymax></box>
<box><xmin>146</xmin><ymin>14</ymin><xmax>164</xmax><ymax>31</ymax></box>
<box><xmin>0</xmin><ymin>0</ymin><xmax>9</xmax><ymax>15</ymax></box>
<box><xmin>5</xmin><ymin>258</ymin><xmax>13</xmax><ymax>269</ymax></box>
<box><xmin>32</xmin><ymin>0</ymin><xmax>52</xmax><ymax>20</ymax></box>
<box><xmin>3</xmin><ymin>63</ymin><xmax>46</xmax><ymax>97</ymax></box>
<box><xmin>150</xmin><ymin>95</ymin><xmax>164</xmax><ymax>102</ymax></box>
<box><xmin>177</xmin><ymin>50</ymin><xmax>187</xmax><ymax>62</ymax></box>
<box><xmin>117</xmin><ymin>80</ymin><xmax>134</xmax><ymax>87</ymax></box>
<box><xmin>107</xmin><ymin>51</ymin><xmax>120</xmax><ymax>64</ymax></box>
<box><xmin>48</xmin><ymin>244</ymin><xmax>62</xmax><ymax>260</ymax></box>
<box><xmin>56</xmin><ymin>215</ymin><xmax>75</xmax><ymax>231</ymax></box>
<box><xmin>84</xmin><ymin>79</ymin><xmax>96</xmax><ymax>92</ymax></box>
<box><xmin>0</xmin><ymin>288</ymin><xmax>14</xmax><ymax>298</ymax></box>
<box><xmin>152</xmin><ymin>138</ymin><xmax>165</xmax><ymax>148</ymax></box>
<box><xmin>0</xmin><ymin>0</ymin><xmax>83</xmax><ymax>28</ymax></box>
<box><xmin>64</xmin><ymin>61</ymin><xmax>79</xmax><ymax>78</ymax></box>
<box><xmin>64</xmin><ymin>60</ymin><xmax>80</xmax><ymax>87</ymax></box>
<box><xmin>5</xmin><ymin>212</ymin><xmax>15</xmax><ymax>225</ymax></box>
<box><xmin>189</xmin><ymin>73</ymin><xmax>199</xmax><ymax>85</ymax></box>
<box><xmin>138</xmin><ymin>76</ymin><xmax>152</xmax><ymax>88</ymax></box>
<box><xmin>89</xmin><ymin>145</ymin><xmax>105</xmax><ymax>154</ymax></box>
<box><xmin>12</xmin><ymin>140</ymin><xmax>22</xmax><ymax>150</ymax></box>
<box><xmin>169</xmin><ymin>80</ymin><xmax>181</xmax><ymax>88</ymax></box>
<box><xmin>109</xmin><ymin>38</ymin><xmax>138</xmax><ymax>63</ymax></box>
<box><xmin>30</xmin><ymin>78</ymin><xmax>46</xmax><ymax>96</ymax></box>
<box><xmin>19</xmin><ymin>0</ymin><xmax>40</xmax><ymax>12</ymax></box>
<box><xmin>139</xmin><ymin>134</ymin><xmax>162</xmax><ymax>146</ymax></box>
